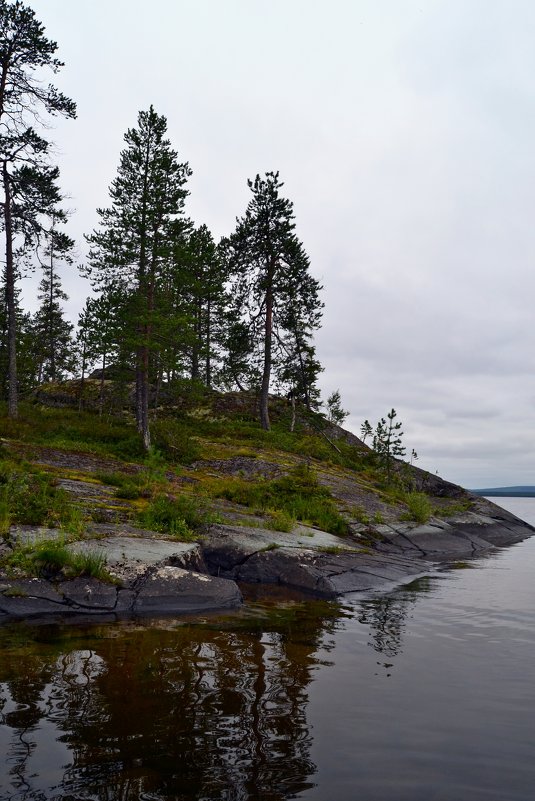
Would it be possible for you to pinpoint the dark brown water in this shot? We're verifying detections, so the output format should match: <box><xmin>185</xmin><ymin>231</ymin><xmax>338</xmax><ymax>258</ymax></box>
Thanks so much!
<box><xmin>1</xmin><ymin>498</ymin><xmax>535</xmax><ymax>801</ymax></box>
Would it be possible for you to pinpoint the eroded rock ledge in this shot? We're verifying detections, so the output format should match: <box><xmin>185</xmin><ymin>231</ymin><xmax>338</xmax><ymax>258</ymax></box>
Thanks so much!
<box><xmin>0</xmin><ymin>498</ymin><xmax>532</xmax><ymax>624</ymax></box>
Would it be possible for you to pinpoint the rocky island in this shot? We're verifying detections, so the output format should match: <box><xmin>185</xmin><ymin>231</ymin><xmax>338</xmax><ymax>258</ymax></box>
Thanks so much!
<box><xmin>1</xmin><ymin>388</ymin><xmax>532</xmax><ymax>624</ymax></box>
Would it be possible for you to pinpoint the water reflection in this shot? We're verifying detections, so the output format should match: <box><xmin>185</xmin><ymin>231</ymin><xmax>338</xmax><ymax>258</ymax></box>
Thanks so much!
<box><xmin>0</xmin><ymin>602</ymin><xmax>342</xmax><ymax>800</ymax></box>
<box><xmin>357</xmin><ymin>578</ymin><xmax>430</xmax><ymax>672</ymax></box>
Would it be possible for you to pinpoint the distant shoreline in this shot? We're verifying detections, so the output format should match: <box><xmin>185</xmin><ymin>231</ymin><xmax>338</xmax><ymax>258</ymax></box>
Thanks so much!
<box><xmin>472</xmin><ymin>491</ymin><xmax>535</xmax><ymax>498</ymax></box>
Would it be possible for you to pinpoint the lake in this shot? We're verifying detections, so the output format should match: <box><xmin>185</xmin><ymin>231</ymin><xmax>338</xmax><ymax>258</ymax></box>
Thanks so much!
<box><xmin>1</xmin><ymin>497</ymin><xmax>534</xmax><ymax>800</ymax></box>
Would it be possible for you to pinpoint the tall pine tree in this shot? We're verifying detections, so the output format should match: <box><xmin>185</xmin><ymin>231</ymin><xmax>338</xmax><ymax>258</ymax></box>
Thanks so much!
<box><xmin>86</xmin><ymin>107</ymin><xmax>191</xmax><ymax>449</ymax></box>
<box><xmin>0</xmin><ymin>0</ymin><xmax>76</xmax><ymax>417</ymax></box>
<box><xmin>31</xmin><ymin>221</ymin><xmax>75</xmax><ymax>383</ymax></box>
<box><xmin>225</xmin><ymin>172</ymin><xmax>323</xmax><ymax>430</ymax></box>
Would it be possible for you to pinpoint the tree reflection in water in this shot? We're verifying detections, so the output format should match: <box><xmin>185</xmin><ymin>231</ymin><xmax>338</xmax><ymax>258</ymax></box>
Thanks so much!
<box><xmin>357</xmin><ymin>578</ymin><xmax>431</xmax><ymax>673</ymax></box>
<box><xmin>0</xmin><ymin>602</ymin><xmax>341</xmax><ymax>800</ymax></box>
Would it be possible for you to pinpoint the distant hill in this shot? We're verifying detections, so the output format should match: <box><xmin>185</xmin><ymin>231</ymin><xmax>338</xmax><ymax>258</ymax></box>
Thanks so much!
<box><xmin>471</xmin><ymin>486</ymin><xmax>535</xmax><ymax>497</ymax></box>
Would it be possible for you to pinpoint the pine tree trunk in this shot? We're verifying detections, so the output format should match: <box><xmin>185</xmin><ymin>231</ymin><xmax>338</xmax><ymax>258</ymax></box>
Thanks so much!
<box><xmin>48</xmin><ymin>230</ymin><xmax>56</xmax><ymax>382</ymax></box>
<box><xmin>259</xmin><ymin>258</ymin><xmax>275</xmax><ymax>431</ymax></box>
<box><xmin>140</xmin><ymin>343</ymin><xmax>151</xmax><ymax>451</ymax></box>
<box><xmin>290</xmin><ymin>392</ymin><xmax>296</xmax><ymax>432</ymax></box>
<box><xmin>2</xmin><ymin>161</ymin><xmax>17</xmax><ymax>418</ymax></box>
<box><xmin>78</xmin><ymin>343</ymin><xmax>86</xmax><ymax>412</ymax></box>
<box><xmin>205</xmin><ymin>294</ymin><xmax>212</xmax><ymax>388</ymax></box>
<box><xmin>297</xmin><ymin>345</ymin><xmax>310</xmax><ymax>410</ymax></box>
<box><xmin>99</xmin><ymin>352</ymin><xmax>106</xmax><ymax>417</ymax></box>
<box><xmin>191</xmin><ymin>299</ymin><xmax>201</xmax><ymax>380</ymax></box>
<box><xmin>154</xmin><ymin>358</ymin><xmax>162</xmax><ymax>413</ymax></box>
<box><xmin>135</xmin><ymin>353</ymin><xmax>143</xmax><ymax>432</ymax></box>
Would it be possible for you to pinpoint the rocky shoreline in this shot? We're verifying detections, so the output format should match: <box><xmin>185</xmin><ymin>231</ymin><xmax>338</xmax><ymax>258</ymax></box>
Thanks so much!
<box><xmin>1</xmin><ymin>498</ymin><xmax>532</xmax><ymax>625</ymax></box>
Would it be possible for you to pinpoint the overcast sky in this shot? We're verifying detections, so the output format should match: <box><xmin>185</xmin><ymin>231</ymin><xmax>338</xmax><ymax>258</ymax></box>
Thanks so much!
<box><xmin>21</xmin><ymin>0</ymin><xmax>535</xmax><ymax>488</ymax></box>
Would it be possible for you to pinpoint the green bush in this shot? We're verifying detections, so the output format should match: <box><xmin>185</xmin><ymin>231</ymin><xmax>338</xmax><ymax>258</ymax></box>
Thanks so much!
<box><xmin>402</xmin><ymin>491</ymin><xmax>433</xmax><ymax>524</ymax></box>
<box><xmin>151</xmin><ymin>421</ymin><xmax>201</xmax><ymax>465</ymax></box>
<box><xmin>137</xmin><ymin>494</ymin><xmax>207</xmax><ymax>540</ymax></box>
<box><xmin>115</xmin><ymin>484</ymin><xmax>142</xmax><ymax>500</ymax></box>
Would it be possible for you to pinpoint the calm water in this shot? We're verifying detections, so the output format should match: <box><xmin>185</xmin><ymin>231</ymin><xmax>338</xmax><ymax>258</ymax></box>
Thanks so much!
<box><xmin>1</xmin><ymin>498</ymin><xmax>534</xmax><ymax>801</ymax></box>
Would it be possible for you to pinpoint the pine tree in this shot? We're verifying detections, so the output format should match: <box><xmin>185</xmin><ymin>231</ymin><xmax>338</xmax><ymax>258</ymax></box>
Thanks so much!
<box><xmin>0</xmin><ymin>275</ymin><xmax>33</xmax><ymax>399</ymax></box>
<box><xmin>225</xmin><ymin>172</ymin><xmax>323</xmax><ymax>430</ymax></box>
<box><xmin>31</xmin><ymin>221</ymin><xmax>75</xmax><ymax>383</ymax></box>
<box><xmin>86</xmin><ymin>107</ymin><xmax>191</xmax><ymax>448</ymax></box>
<box><xmin>372</xmin><ymin>408</ymin><xmax>406</xmax><ymax>483</ymax></box>
<box><xmin>325</xmin><ymin>390</ymin><xmax>349</xmax><ymax>426</ymax></box>
<box><xmin>77</xmin><ymin>293</ymin><xmax>123</xmax><ymax>415</ymax></box>
<box><xmin>219</xmin><ymin>319</ymin><xmax>259</xmax><ymax>392</ymax></box>
<box><xmin>0</xmin><ymin>0</ymin><xmax>76</xmax><ymax>417</ymax></box>
<box><xmin>360</xmin><ymin>420</ymin><xmax>373</xmax><ymax>443</ymax></box>
<box><xmin>178</xmin><ymin>225</ymin><xmax>228</xmax><ymax>387</ymax></box>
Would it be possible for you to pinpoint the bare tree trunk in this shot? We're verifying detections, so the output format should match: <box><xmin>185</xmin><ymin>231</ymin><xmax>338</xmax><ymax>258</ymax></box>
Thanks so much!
<box><xmin>2</xmin><ymin>160</ymin><xmax>17</xmax><ymax>418</ymax></box>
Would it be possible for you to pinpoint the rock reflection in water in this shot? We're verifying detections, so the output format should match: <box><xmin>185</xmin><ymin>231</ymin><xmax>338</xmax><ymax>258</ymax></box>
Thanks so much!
<box><xmin>0</xmin><ymin>602</ymin><xmax>340</xmax><ymax>800</ymax></box>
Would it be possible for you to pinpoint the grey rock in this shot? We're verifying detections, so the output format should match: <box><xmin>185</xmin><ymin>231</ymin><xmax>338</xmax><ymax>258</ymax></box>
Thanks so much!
<box><xmin>133</xmin><ymin>566</ymin><xmax>242</xmax><ymax>613</ymax></box>
<box><xmin>58</xmin><ymin>577</ymin><xmax>118</xmax><ymax>609</ymax></box>
<box><xmin>237</xmin><ymin>547</ymin><xmax>425</xmax><ymax>598</ymax></box>
<box><xmin>201</xmin><ymin>523</ymin><xmax>356</xmax><ymax>578</ymax></box>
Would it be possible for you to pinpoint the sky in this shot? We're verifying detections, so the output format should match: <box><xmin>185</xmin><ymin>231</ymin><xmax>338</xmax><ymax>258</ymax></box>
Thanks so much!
<box><xmin>18</xmin><ymin>0</ymin><xmax>535</xmax><ymax>489</ymax></box>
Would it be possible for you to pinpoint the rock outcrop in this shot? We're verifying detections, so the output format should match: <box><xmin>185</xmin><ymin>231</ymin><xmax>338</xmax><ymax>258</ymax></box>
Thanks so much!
<box><xmin>1</xmin><ymin>432</ymin><xmax>533</xmax><ymax>624</ymax></box>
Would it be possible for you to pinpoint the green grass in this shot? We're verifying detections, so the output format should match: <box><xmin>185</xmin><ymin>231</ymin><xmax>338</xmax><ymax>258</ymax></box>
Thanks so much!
<box><xmin>264</xmin><ymin>509</ymin><xmax>295</xmax><ymax>533</ymax></box>
<box><xmin>0</xmin><ymin>403</ymin><xmax>145</xmax><ymax>460</ymax></box>
<box><xmin>0</xmin><ymin>456</ymin><xmax>87</xmax><ymax>535</ymax></box>
<box><xmin>205</xmin><ymin>463</ymin><xmax>349</xmax><ymax>536</ymax></box>
<box><xmin>434</xmin><ymin>499</ymin><xmax>473</xmax><ymax>517</ymax></box>
<box><xmin>352</xmin><ymin>505</ymin><xmax>370</xmax><ymax>525</ymax></box>
<box><xmin>1</xmin><ymin>539</ymin><xmax>112</xmax><ymax>581</ymax></box>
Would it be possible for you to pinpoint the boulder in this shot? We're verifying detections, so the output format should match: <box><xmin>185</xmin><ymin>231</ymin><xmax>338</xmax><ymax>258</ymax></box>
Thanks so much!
<box><xmin>133</xmin><ymin>566</ymin><xmax>242</xmax><ymax>613</ymax></box>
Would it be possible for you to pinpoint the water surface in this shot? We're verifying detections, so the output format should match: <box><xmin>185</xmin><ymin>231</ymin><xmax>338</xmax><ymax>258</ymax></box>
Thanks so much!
<box><xmin>1</xmin><ymin>498</ymin><xmax>534</xmax><ymax>800</ymax></box>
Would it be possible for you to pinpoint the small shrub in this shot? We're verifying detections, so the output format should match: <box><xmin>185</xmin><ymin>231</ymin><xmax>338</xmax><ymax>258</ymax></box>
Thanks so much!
<box><xmin>373</xmin><ymin>511</ymin><xmax>384</xmax><ymax>524</ymax></box>
<box><xmin>137</xmin><ymin>494</ymin><xmax>207</xmax><ymax>539</ymax></box>
<box><xmin>402</xmin><ymin>492</ymin><xmax>433</xmax><ymax>524</ymax></box>
<box><xmin>143</xmin><ymin>447</ymin><xmax>168</xmax><ymax>481</ymax></box>
<box><xmin>151</xmin><ymin>422</ymin><xmax>202</xmax><ymax>465</ymax></box>
<box><xmin>116</xmin><ymin>483</ymin><xmax>142</xmax><ymax>500</ymax></box>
